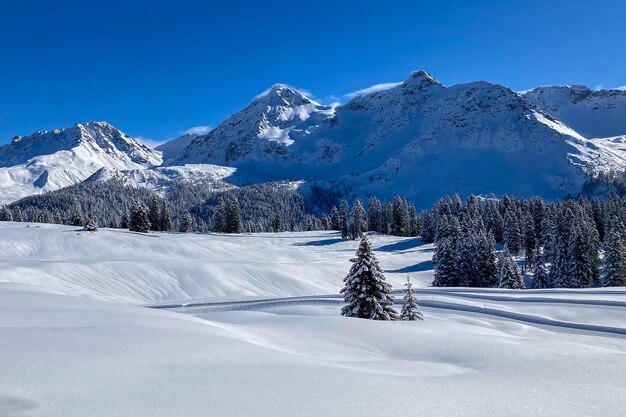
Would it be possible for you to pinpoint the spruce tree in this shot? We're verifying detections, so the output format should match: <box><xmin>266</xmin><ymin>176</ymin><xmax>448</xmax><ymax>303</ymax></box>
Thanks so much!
<box><xmin>321</xmin><ymin>215</ymin><xmax>330</xmax><ymax>230</ymax></box>
<box><xmin>129</xmin><ymin>201</ymin><xmax>151</xmax><ymax>233</ymax></box>
<box><xmin>392</xmin><ymin>196</ymin><xmax>410</xmax><ymax>236</ymax></box>
<box><xmin>160</xmin><ymin>201</ymin><xmax>173</xmax><ymax>232</ymax></box>
<box><xmin>0</xmin><ymin>206</ymin><xmax>13</xmax><ymax>222</ymax></box>
<box><xmin>498</xmin><ymin>247</ymin><xmax>524</xmax><ymax>289</ymax></box>
<box><xmin>350</xmin><ymin>198</ymin><xmax>367</xmax><ymax>239</ymax></box>
<box><xmin>566</xmin><ymin>224</ymin><xmax>594</xmax><ymax>288</ymax></box>
<box><xmin>432</xmin><ymin>238</ymin><xmax>457</xmax><ymax>287</ymax></box>
<box><xmin>13</xmin><ymin>208</ymin><xmax>25</xmax><ymax>222</ymax></box>
<box><xmin>603</xmin><ymin>228</ymin><xmax>626</xmax><ymax>287</ymax></box>
<box><xmin>68</xmin><ymin>200</ymin><xmax>85</xmax><ymax>227</ymax></box>
<box><xmin>340</xmin><ymin>237</ymin><xmax>398</xmax><ymax>320</ymax></box>
<box><xmin>340</xmin><ymin>200</ymin><xmax>349</xmax><ymax>240</ymax></box>
<box><xmin>227</xmin><ymin>198</ymin><xmax>242</xmax><ymax>233</ymax></box>
<box><xmin>400</xmin><ymin>277</ymin><xmax>424</xmax><ymax>321</ymax></box>
<box><xmin>179</xmin><ymin>212</ymin><xmax>196</xmax><ymax>233</ymax></box>
<box><xmin>408</xmin><ymin>203</ymin><xmax>420</xmax><ymax>237</ymax></box>
<box><xmin>454</xmin><ymin>236</ymin><xmax>475</xmax><ymax>287</ymax></box>
<box><xmin>149</xmin><ymin>196</ymin><xmax>161</xmax><ymax>231</ymax></box>
<box><xmin>477</xmin><ymin>231</ymin><xmax>498</xmax><ymax>287</ymax></box>
<box><xmin>367</xmin><ymin>196</ymin><xmax>381</xmax><ymax>232</ymax></box>
<box><xmin>532</xmin><ymin>249</ymin><xmax>550</xmax><ymax>289</ymax></box>
<box><xmin>419</xmin><ymin>210</ymin><xmax>434</xmax><ymax>243</ymax></box>
<box><xmin>503</xmin><ymin>209</ymin><xmax>522</xmax><ymax>255</ymax></box>
<box><xmin>330</xmin><ymin>206</ymin><xmax>340</xmax><ymax>230</ymax></box>
<box><xmin>120</xmin><ymin>212</ymin><xmax>129</xmax><ymax>229</ymax></box>
<box><xmin>0</xmin><ymin>206</ymin><xmax>12</xmax><ymax>221</ymax></box>
<box><xmin>212</xmin><ymin>198</ymin><xmax>227</xmax><ymax>233</ymax></box>
<box><xmin>272</xmin><ymin>214</ymin><xmax>282</xmax><ymax>232</ymax></box>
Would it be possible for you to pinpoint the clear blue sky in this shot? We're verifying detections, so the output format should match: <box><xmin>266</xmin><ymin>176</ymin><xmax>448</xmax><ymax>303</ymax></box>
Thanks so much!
<box><xmin>1</xmin><ymin>0</ymin><xmax>625</xmax><ymax>145</ymax></box>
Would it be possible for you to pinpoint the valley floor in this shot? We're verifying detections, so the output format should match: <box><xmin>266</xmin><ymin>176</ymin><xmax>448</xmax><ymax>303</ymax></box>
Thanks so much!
<box><xmin>1</xmin><ymin>223</ymin><xmax>625</xmax><ymax>416</ymax></box>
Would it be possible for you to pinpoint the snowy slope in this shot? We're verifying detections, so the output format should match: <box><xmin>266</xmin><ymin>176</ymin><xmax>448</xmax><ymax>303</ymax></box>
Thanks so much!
<box><xmin>523</xmin><ymin>85</ymin><xmax>626</xmax><ymax>138</ymax></box>
<box><xmin>165</xmin><ymin>72</ymin><xmax>625</xmax><ymax>204</ymax></box>
<box><xmin>170</xmin><ymin>84</ymin><xmax>337</xmax><ymax>168</ymax></box>
<box><xmin>0</xmin><ymin>222</ymin><xmax>426</xmax><ymax>303</ymax></box>
<box><xmin>156</xmin><ymin>132</ymin><xmax>200</xmax><ymax>164</ymax></box>
<box><xmin>84</xmin><ymin>163</ymin><xmax>237</xmax><ymax>194</ymax></box>
<box><xmin>0</xmin><ymin>122</ymin><xmax>162</xmax><ymax>204</ymax></box>
<box><xmin>2</xmin><ymin>222</ymin><xmax>626</xmax><ymax>416</ymax></box>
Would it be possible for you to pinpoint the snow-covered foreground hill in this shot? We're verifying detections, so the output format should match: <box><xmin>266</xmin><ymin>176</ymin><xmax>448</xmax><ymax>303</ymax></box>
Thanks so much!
<box><xmin>2</xmin><ymin>223</ymin><xmax>626</xmax><ymax>417</ymax></box>
<box><xmin>0</xmin><ymin>222</ymin><xmax>431</xmax><ymax>303</ymax></box>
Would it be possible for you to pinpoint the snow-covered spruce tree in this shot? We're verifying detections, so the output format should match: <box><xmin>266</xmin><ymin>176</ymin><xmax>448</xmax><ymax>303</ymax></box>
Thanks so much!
<box><xmin>68</xmin><ymin>200</ymin><xmax>85</xmax><ymax>227</ymax></box>
<box><xmin>330</xmin><ymin>206</ymin><xmax>340</xmax><ymax>230</ymax></box>
<box><xmin>272</xmin><ymin>213</ymin><xmax>282</xmax><ymax>232</ymax></box>
<box><xmin>503</xmin><ymin>208</ymin><xmax>522</xmax><ymax>255</ymax></box>
<box><xmin>454</xmin><ymin>235</ymin><xmax>475</xmax><ymax>287</ymax></box>
<box><xmin>523</xmin><ymin>210</ymin><xmax>537</xmax><ymax>271</ymax></box>
<box><xmin>565</xmin><ymin>224</ymin><xmax>594</xmax><ymax>288</ymax></box>
<box><xmin>340</xmin><ymin>200</ymin><xmax>349</xmax><ymax>240</ymax></box>
<box><xmin>305</xmin><ymin>214</ymin><xmax>315</xmax><ymax>231</ymax></box>
<box><xmin>148</xmin><ymin>195</ymin><xmax>161</xmax><ymax>231</ymax></box>
<box><xmin>12</xmin><ymin>208</ymin><xmax>25</xmax><ymax>222</ymax></box>
<box><xmin>432</xmin><ymin>237</ymin><xmax>457</xmax><ymax>287</ymax></box>
<box><xmin>367</xmin><ymin>196</ymin><xmax>381</xmax><ymax>233</ymax></box>
<box><xmin>392</xmin><ymin>196</ymin><xmax>410</xmax><ymax>236</ymax></box>
<box><xmin>408</xmin><ymin>203</ymin><xmax>420</xmax><ymax>237</ymax></box>
<box><xmin>603</xmin><ymin>227</ymin><xmax>626</xmax><ymax>287</ymax></box>
<box><xmin>129</xmin><ymin>201</ymin><xmax>151</xmax><ymax>233</ymax></box>
<box><xmin>119</xmin><ymin>212</ymin><xmax>129</xmax><ymax>229</ymax></box>
<box><xmin>179</xmin><ymin>212</ymin><xmax>196</xmax><ymax>233</ymax></box>
<box><xmin>483</xmin><ymin>201</ymin><xmax>504</xmax><ymax>243</ymax></box>
<box><xmin>476</xmin><ymin>231</ymin><xmax>498</xmax><ymax>287</ymax></box>
<box><xmin>400</xmin><ymin>277</ymin><xmax>424</xmax><ymax>321</ymax></box>
<box><xmin>0</xmin><ymin>206</ymin><xmax>12</xmax><ymax>221</ymax></box>
<box><xmin>323</xmin><ymin>214</ymin><xmax>332</xmax><ymax>230</ymax></box>
<box><xmin>532</xmin><ymin>249</ymin><xmax>550</xmax><ymax>289</ymax></box>
<box><xmin>350</xmin><ymin>198</ymin><xmax>367</xmax><ymax>239</ymax></box>
<box><xmin>226</xmin><ymin>198</ymin><xmax>242</xmax><ymax>233</ymax></box>
<box><xmin>340</xmin><ymin>237</ymin><xmax>398</xmax><ymax>320</ymax></box>
<box><xmin>498</xmin><ymin>247</ymin><xmax>525</xmax><ymax>289</ymax></box>
<box><xmin>160</xmin><ymin>201</ymin><xmax>173</xmax><ymax>232</ymax></box>
<box><xmin>212</xmin><ymin>197</ymin><xmax>227</xmax><ymax>233</ymax></box>
<box><xmin>419</xmin><ymin>210</ymin><xmax>434</xmax><ymax>243</ymax></box>
<box><xmin>539</xmin><ymin>209</ymin><xmax>555</xmax><ymax>260</ymax></box>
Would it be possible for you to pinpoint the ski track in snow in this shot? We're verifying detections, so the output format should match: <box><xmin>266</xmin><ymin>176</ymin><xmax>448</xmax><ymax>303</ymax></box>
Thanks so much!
<box><xmin>151</xmin><ymin>293</ymin><xmax>626</xmax><ymax>337</ymax></box>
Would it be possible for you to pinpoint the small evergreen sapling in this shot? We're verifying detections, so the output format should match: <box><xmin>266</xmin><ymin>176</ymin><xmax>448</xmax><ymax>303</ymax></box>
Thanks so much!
<box><xmin>400</xmin><ymin>277</ymin><xmax>424</xmax><ymax>321</ymax></box>
<box><xmin>83</xmin><ymin>218</ymin><xmax>98</xmax><ymax>232</ymax></box>
<box><xmin>340</xmin><ymin>237</ymin><xmax>398</xmax><ymax>320</ymax></box>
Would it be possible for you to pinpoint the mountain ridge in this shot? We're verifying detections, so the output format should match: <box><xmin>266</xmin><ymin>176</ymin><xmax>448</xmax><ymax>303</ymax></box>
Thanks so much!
<box><xmin>2</xmin><ymin>71</ymin><xmax>626</xmax><ymax>206</ymax></box>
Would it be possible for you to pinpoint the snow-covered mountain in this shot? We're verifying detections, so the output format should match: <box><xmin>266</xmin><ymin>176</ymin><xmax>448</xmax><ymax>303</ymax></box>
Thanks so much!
<box><xmin>156</xmin><ymin>132</ymin><xmax>201</xmax><ymax>164</ymax></box>
<box><xmin>0</xmin><ymin>122</ymin><xmax>162</xmax><ymax>204</ymax></box>
<box><xmin>523</xmin><ymin>85</ymin><xmax>626</xmax><ymax>138</ymax></box>
<box><xmin>164</xmin><ymin>71</ymin><xmax>625</xmax><ymax>204</ymax></box>
<box><xmin>169</xmin><ymin>84</ymin><xmax>337</xmax><ymax>167</ymax></box>
<box><xmin>3</xmin><ymin>72</ymin><xmax>626</xmax><ymax>207</ymax></box>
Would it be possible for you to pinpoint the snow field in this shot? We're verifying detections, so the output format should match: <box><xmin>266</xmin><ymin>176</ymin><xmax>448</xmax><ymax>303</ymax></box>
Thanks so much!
<box><xmin>1</xmin><ymin>222</ymin><xmax>626</xmax><ymax>416</ymax></box>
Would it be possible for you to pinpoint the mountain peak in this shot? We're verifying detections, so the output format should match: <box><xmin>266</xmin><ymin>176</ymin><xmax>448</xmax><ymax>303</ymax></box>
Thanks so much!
<box><xmin>403</xmin><ymin>70</ymin><xmax>439</xmax><ymax>87</ymax></box>
<box><xmin>254</xmin><ymin>84</ymin><xmax>318</xmax><ymax>107</ymax></box>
